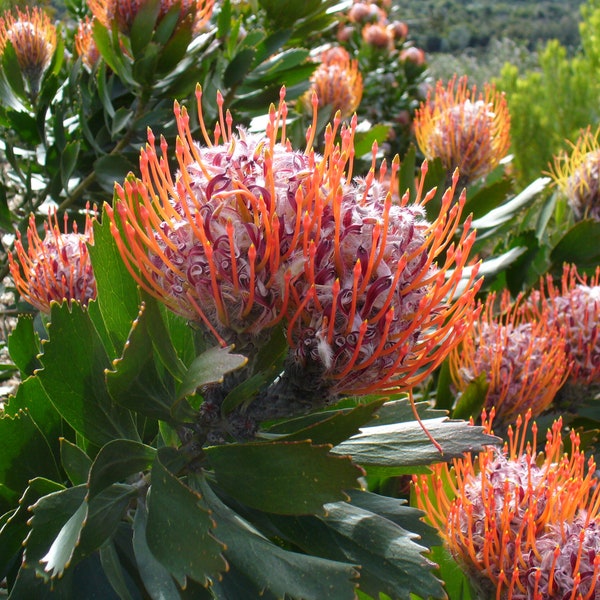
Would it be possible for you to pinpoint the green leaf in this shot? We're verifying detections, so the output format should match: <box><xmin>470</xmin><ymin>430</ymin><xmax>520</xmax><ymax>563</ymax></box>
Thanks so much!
<box><xmin>318</xmin><ymin>501</ymin><xmax>444</xmax><ymax>600</ymax></box>
<box><xmin>132</xmin><ymin>501</ymin><xmax>181</xmax><ymax>600</ymax></box>
<box><xmin>156</xmin><ymin>23</ymin><xmax>193</xmax><ymax>74</ymax></box>
<box><xmin>8</xmin><ymin>315</ymin><xmax>41</xmax><ymax>377</ymax></box>
<box><xmin>0</xmin><ymin>478</ymin><xmax>64</xmax><ymax>581</ymax></box>
<box><xmin>177</xmin><ymin>345</ymin><xmax>248</xmax><ymax>400</ymax></box>
<box><xmin>268</xmin><ymin>399</ymin><xmax>387</xmax><ymax>446</ymax></box>
<box><xmin>60</xmin><ymin>141</ymin><xmax>80</xmax><ymax>191</ymax></box>
<box><xmin>37</xmin><ymin>302</ymin><xmax>139</xmax><ymax>446</ymax></box>
<box><xmin>106</xmin><ymin>302</ymin><xmax>181</xmax><ymax>423</ymax></box>
<box><xmin>60</xmin><ymin>439</ymin><xmax>92</xmax><ymax>486</ymax></box>
<box><xmin>205</xmin><ymin>440</ymin><xmax>363</xmax><ymax>515</ymax></box>
<box><xmin>146</xmin><ymin>450</ymin><xmax>227</xmax><ymax>588</ymax></box>
<box><xmin>197</xmin><ymin>477</ymin><xmax>359</xmax><ymax>600</ymax></box>
<box><xmin>470</xmin><ymin>177</ymin><xmax>550</xmax><ymax>230</ymax></box>
<box><xmin>550</xmin><ymin>219</ymin><xmax>600</xmax><ymax>271</ymax></box>
<box><xmin>87</xmin><ymin>439</ymin><xmax>155</xmax><ymax>500</ymax></box>
<box><xmin>353</xmin><ymin>125</ymin><xmax>391</xmax><ymax>159</ymax></box>
<box><xmin>2</xmin><ymin>41</ymin><xmax>26</xmax><ymax>100</ymax></box>
<box><xmin>224</xmin><ymin>48</ymin><xmax>256</xmax><ymax>88</ymax></box>
<box><xmin>99</xmin><ymin>541</ymin><xmax>136</xmax><ymax>600</ymax></box>
<box><xmin>452</xmin><ymin>374</ymin><xmax>489</xmax><ymax>421</ymax></box>
<box><xmin>94</xmin><ymin>154</ymin><xmax>137</xmax><ymax>194</ymax></box>
<box><xmin>130</xmin><ymin>0</ymin><xmax>160</xmax><ymax>58</ymax></box>
<box><xmin>463</xmin><ymin>177</ymin><xmax>514</xmax><ymax>221</ymax></box>
<box><xmin>0</xmin><ymin>409</ymin><xmax>62</xmax><ymax>514</ymax></box>
<box><xmin>88</xmin><ymin>206</ymin><xmax>141</xmax><ymax>357</ymax></box>
<box><xmin>332</xmin><ymin>416</ymin><xmax>498</xmax><ymax>467</ymax></box>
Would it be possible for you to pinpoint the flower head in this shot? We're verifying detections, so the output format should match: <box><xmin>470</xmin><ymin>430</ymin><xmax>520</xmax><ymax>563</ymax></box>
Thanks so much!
<box><xmin>88</xmin><ymin>0</ymin><xmax>215</xmax><ymax>36</ymax></box>
<box><xmin>527</xmin><ymin>264</ymin><xmax>600</xmax><ymax>386</ymax></box>
<box><xmin>0</xmin><ymin>6</ymin><xmax>57</xmax><ymax>98</ymax></box>
<box><xmin>108</xmin><ymin>86</ymin><xmax>480</xmax><ymax>400</ymax></box>
<box><xmin>9</xmin><ymin>209</ymin><xmax>97</xmax><ymax>313</ymax></box>
<box><xmin>414</xmin><ymin>75</ymin><xmax>511</xmax><ymax>185</ymax></box>
<box><xmin>550</xmin><ymin>126</ymin><xmax>600</xmax><ymax>221</ymax></box>
<box><xmin>450</xmin><ymin>290</ymin><xmax>570</xmax><ymax>428</ymax></box>
<box><xmin>75</xmin><ymin>16</ymin><xmax>100</xmax><ymax>71</ymax></box>
<box><xmin>303</xmin><ymin>46</ymin><xmax>363</xmax><ymax>120</ymax></box>
<box><xmin>414</xmin><ymin>411</ymin><xmax>600</xmax><ymax>600</ymax></box>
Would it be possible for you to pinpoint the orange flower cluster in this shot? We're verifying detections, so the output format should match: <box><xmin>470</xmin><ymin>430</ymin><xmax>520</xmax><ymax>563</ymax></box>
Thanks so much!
<box><xmin>8</xmin><ymin>209</ymin><xmax>97</xmax><ymax>313</ymax></box>
<box><xmin>414</xmin><ymin>411</ymin><xmax>600</xmax><ymax>600</ymax></box>
<box><xmin>414</xmin><ymin>75</ymin><xmax>511</xmax><ymax>185</ymax></box>
<box><xmin>75</xmin><ymin>16</ymin><xmax>100</xmax><ymax>71</ymax></box>
<box><xmin>527</xmin><ymin>264</ymin><xmax>600</xmax><ymax>385</ymax></box>
<box><xmin>88</xmin><ymin>0</ymin><xmax>215</xmax><ymax>36</ymax></box>
<box><xmin>550</xmin><ymin>126</ymin><xmax>600</xmax><ymax>221</ymax></box>
<box><xmin>304</xmin><ymin>47</ymin><xmax>363</xmax><ymax>119</ymax></box>
<box><xmin>107</xmin><ymin>87</ymin><xmax>481</xmax><ymax>397</ymax></box>
<box><xmin>0</xmin><ymin>6</ymin><xmax>56</xmax><ymax>98</ymax></box>
<box><xmin>450</xmin><ymin>290</ymin><xmax>570</xmax><ymax>428</ymax></box>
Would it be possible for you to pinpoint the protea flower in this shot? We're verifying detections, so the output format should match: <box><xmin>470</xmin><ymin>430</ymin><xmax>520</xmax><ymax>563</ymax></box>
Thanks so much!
<box><xmin>8</xmin><ymin>209</ymin><xmax>97</xmax><ymax>313</ymax></box>
<box><xmin>450</xmin><ymin>290</ymin><xmax>570</xmax><ymax>428</ymax></box>
<box><xmin>550</xmin><ymin>126</ymin><xmax>600</xmax><ymax>221</ymax></box>
<box><xmin>414</xmin><ymin>75</ymin><xmax>511</xmax><ymax>186</ymax></box>
<box><xmin>414</xmin><ymin>411</ymin><xmax>600</xmax><ymax>600</ymax></box>
<box><xmin>527</xmin><ymin>264</ymin><xmax>600</xmax><ymax>386</ymax></box>
<box><xmin>0</xmin><ymin>6</ymin><xmax>57</xmax><ymax>99</ymax></box>
<box><xmin>87</xmin><ymin>0</ymin><xmax>215</xmax><ymax>36</ymax></box>
<box><xmin>303</xmin><ymin>47</ymin><xmax>363</xmax><ymax>119</ymax></box>
<box><xmin>74</xmin><ymin>16</ymin><xmax>100</xmax><ymax>71</ymax></box>
<box><xmin>108</xmin><ymin>86</ymin><xmax>481</xmax><ymax>435</ymax></box>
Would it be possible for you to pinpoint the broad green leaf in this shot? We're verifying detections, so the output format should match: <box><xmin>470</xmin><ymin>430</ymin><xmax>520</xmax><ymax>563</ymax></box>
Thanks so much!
<box><xmin>332</xmin><ymin>417</ymin><xmax>498</xmax><ymax>467</ymax></box>
<box><xmin>37</xmin><ymin>302</ymin><xmax>139</xmax><ymax>446</ymax></box>
<box><xmin>146</xmin><ymin>450</ymin><xmax>227</xmax><ymax>587</ymax></box>
<box><xmin>177</xmin><ymin>345</ymin><xmax>248</xmax><ymax>400</ymax></box>
<box><xmin>463</xmin><ymin>177</ymin><xmax>514</xmax><ymax>220</ymax></box>
<box><xmin>60</xmin><ymin>439</ymin><xmax>92</xmax><ymax>486</ymax></box>
<box><xmin>353</xmin><ymin>125</ymin><xmax>391</xmax><ymax>159</ymax></box>
<box><xmin>452</xmin><ymin>374</ymin><xmax>489</xmax><ymax>421</ymax></box>
<box><xmin>99</xmin><ymin>541</ymin><xmax>136</xmax><ymax>600</ymax></box>
<box><xmin>7</xmin><ymin>315</ymin><xmax>41</xmax><ymax>377</ymax></box>
<box><xmin>269</xmin><ymin>399</ymin><xmax>387</xmax><ymax>446</ymax></box>
<box><xmin>106</xmin><ymin>302</ymin><xmax>181</xmax><ymax>423</ymax></box>
<box><xmin>2</xmin><ymin>41</ymin><xmax>26</xmax><ymax>100</ymax></box>
<box><xmin>224</xmin><ymin>48</ymin><xmax>256</xmax><ymax>88</ymax></box>
<box><xmin>60</xmin><ymin>141</ymin><xmax>80</xmax><ymax>190</ymax></box>
<box><xmin>130</xmin><ymin>0</ymin><xmax>160</xmax><ymax>58</ymax></box>
<box><xmin>0</xmin><ymin>478</ymin><xmax>64</xmax><ymax>581</ymax></box>
<box><xmin>24</xmin><ymin>485</ymin><xmax>87</xmax><ymax>578</ymax></box>
<box><xmin>205</xmin><ymin>440</ymin><xmax>363</xmax><ymax>515</ymax></box>
<box><xmin>470</xmin><ymin>177</ymin><xmax>550</xmax><ymax>230</ymax></box>
<box><xmin>87</xmin><ymin>439</ymin><xmax>155</xmax><ymax>500</ymax></box>
<box><xmin>550</xmin><ymin>219</ymin><xmax>600</xmax><ymax>271</ymax></box>
<box><xmin>3</xmin><ymin>375</ymin><xmax>63</xmax><ymax>460</ymax></box>
<box><xmin>156</xmin><ymin>22</ymin><xmax>193</xmax><ymax>74</ymax></box>
<box><xmin>94</xmin><ymin>154</ymin><xmax>137</xmax><ymax>194</ymax></box>
<box><xmin>88</xmin><ymin>205</ymin><xmax>141</xmax><ymax>359</ymax></box>
<box><xmin>197</xmin><ymin>477</ymin><xmax>359</xmax><ymax>600</ymax></box>
<box><xmin>139</xmin><ymin>292</ymin><xmax>188</xmax><ymax>380</ymax></box>
<box><xmin>133</xmin><ymin>501</ymin><xmax>181</xmax><ymax>600</ymax></box>
<box><xmin>0</xmin><ymin>408</ymin><xmax>61</xmax><ymax>514</ymax></box>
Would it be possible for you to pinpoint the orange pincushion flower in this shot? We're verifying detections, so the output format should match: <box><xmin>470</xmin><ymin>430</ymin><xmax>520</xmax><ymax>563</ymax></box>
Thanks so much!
<box><xmin>75</xmin><ymin>16</ymin><xmax>100</xmax><ymax>71</ymax></box>
<box><xmin>88</xmin><ymin>0</ymin><xmax>215</xmax><ymax>36</ymax></box>
<box><xmin>550</xmin><ymin>126</ymin><xmax>600</xmax><ymax>221</ymax></box>
<box><xmin>450</xmin><ymin>290</ymin><xmax>570</xmax><ymax>428</ymax></box>
<box><xmin>0</xmin><ymin>6</ymin><xmax>56</xmax><ymax>98</ymax></box>
<box><xmin>414</xmin><ymin>410</ymin><xmax>600</xmax><ymax>600</ymax></box>
<box><xmin>414</xmin><ymin>75</ymin><xmax>511</xmax><ymax>185</ymax></box>
<box><xmin>9</xmin><ymin>209</ymin><xmax>97</xmax><ymax>313</ymax></box>
<box><xmin>107</xmin><ymin>86</ymin><xmax>481</xmax><ymax>406</ymax></box>
<box><xmin>527</xmin><ymin>264</ymin><xmax>600</xmax><ymax>385</ymax></box>
<box><xmin>304</xmin><ymin>47</ymin><xmax>363</xmax><ymax>119</ymax></box>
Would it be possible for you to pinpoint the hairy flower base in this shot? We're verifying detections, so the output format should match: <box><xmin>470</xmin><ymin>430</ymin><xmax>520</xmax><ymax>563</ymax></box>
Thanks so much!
<box><xmin>9</xmin><ymin>209</ymin><xmax>96</xmax><ymax>313</ymax></box>
<box><xmin>414</xmin><ymin>411</ymin><xmax>600</xmax><ymax>600</ymax></box>
<box><xmin>414</xmin><ymin>75</ymin><xmax>511</xmax><ymax>185</ymax></box>
<box><xmin>450</xmin><ymin>290</ymin><xmax>569</xmax><ymax>428</ymax></box>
